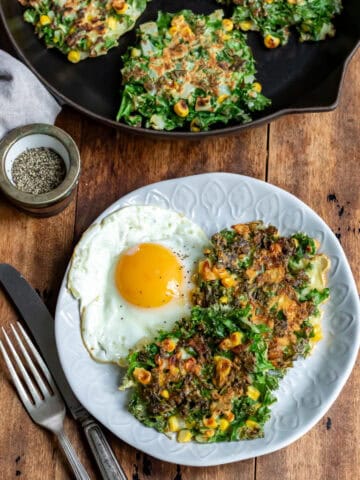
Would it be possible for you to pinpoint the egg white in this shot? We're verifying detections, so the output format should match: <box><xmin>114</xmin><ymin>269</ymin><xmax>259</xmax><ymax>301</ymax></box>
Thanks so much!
<box><xmin>67</xmin><ymin>205</ymin><xmax>209</xmax><ymax>364</ymax></box>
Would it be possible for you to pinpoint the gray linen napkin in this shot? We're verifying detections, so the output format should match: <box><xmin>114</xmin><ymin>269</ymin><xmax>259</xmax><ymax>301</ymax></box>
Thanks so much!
<box><xmin>0</xmin><ymin>50</ymin><xmax>61</xmax><ymax>139</ymax></box>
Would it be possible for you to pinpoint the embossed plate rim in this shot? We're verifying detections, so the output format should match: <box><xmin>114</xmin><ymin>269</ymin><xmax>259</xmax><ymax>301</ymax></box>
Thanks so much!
<box><xmin>55</xmin><ymin>172</ymin><xmax>360</xmax><ymax>466</ymax></box>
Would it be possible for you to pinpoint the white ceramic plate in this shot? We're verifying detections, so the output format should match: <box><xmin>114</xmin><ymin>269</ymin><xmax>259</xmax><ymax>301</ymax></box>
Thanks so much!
<box><xmin>55</xmin><ymin>173</ymin><xmax>360</xmax><ymax>466</ymax></box>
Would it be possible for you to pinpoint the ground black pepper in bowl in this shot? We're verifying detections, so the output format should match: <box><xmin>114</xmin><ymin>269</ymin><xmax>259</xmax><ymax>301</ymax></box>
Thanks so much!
<box><xmin>11</xmin><ymin>147</ymin><xmax>66</xmax><ymax>195</ymax></box>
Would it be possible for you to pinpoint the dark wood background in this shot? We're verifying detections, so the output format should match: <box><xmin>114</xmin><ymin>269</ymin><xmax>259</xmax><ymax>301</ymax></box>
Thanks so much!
<box><xmin>0</xmin><ymin>24</ymin><xmax>359</xmax><ymax>480</ymax></box>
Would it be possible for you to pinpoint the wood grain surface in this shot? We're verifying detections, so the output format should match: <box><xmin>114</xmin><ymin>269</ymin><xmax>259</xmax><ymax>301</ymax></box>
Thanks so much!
<box><xmin>0</xmin><ymin>26</ymin><xmax>359</xmax><ymax>480</ymax></box>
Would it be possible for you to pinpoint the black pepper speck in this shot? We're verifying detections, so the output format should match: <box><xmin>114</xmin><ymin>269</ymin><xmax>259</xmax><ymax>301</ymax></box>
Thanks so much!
<box><xmin>11</xmin><ymin>147</ymin><xmax>66</xmax><ymax>195</ymax></box>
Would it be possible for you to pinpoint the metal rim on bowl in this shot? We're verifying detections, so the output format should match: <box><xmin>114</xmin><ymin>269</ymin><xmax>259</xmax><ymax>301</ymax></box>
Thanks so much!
<box><xmin>0</xmin><ymin>123</ymin><xmax>80</xmax><ymax>208</ymax></box>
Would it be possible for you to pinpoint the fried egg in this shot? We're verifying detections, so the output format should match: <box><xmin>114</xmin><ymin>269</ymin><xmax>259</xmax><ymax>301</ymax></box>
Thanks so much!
<box><xmin>67</xmin><ymin>205</ymin><xmax>209</xmax><ymax>363</ymax></box>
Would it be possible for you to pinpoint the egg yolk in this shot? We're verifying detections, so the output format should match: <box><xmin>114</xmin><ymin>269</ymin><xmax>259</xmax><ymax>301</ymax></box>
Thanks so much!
<box><xmin>115</xmin><ymin>243</ymin><xmax>183</xmax><ymax>308</ymax></box>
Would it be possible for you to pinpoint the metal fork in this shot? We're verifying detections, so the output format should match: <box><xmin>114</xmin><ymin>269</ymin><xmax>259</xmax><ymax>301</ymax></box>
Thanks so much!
<box><xmin>0</xmin><ymin>322</ymin><xmax>91</xmax><ymax>480</ymax></box>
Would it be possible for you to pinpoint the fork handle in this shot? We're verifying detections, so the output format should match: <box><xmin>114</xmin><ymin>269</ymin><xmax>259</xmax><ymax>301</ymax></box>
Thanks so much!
<box><xmin>81</xmin><ymin>415</ymin><xmax>128</xmax><ymax>480</ymax></box>
<box><xmin>57</xmin><ymin>430</ymin><xmax>91</xmax><ymax>480</ymax></box>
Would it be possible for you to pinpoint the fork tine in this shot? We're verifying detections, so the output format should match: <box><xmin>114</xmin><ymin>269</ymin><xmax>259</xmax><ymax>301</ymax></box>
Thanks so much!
<box><xmin>15</xmin><ymin>322</ymin><xmax>58</xmax><ymax>394</ymax></box>
<box><xmin>0</xmin><ymin>339</ymin><xmax>33</xmax><ymax>410</ymax></box>
<box><xmin>11</xmin><ymin>323</ymin><xmax>51</xmax><ymax>398</ymax></box>
<box><xmin>2</xmin><ymin>327</ymin><xmax>42</xmax><ymax>405</ymax></box>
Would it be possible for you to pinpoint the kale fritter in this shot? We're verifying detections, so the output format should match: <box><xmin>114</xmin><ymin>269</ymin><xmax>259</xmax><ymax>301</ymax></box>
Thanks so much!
<box><xmin>19</xmin><ymin>0</ymin><xmax>148</xmax><ymax>62</ymax></box>
<box><xmin>222</xmin><ymin>0</ymin><xmax>342</xmax><ymax>47</ymax></box>
<box><xmin>192</xmin><ymin>221</ymin><xmax>330</xmax><ymax>369</ymax></box>
<box><xmin>121</xmin><ymin>306</ymin><xmax>282</xmax><ymax>442</ymax></box>
<box><xmin>117</xmin><ymin>10</ymin><xmax>271</xmax><ymax>131</ymax></box>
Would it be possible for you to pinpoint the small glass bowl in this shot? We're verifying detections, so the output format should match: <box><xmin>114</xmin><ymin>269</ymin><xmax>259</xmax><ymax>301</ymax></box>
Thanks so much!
<box><xmin>0</xmin><ymin>124</ymin><xmax>80</xmax><ymax>217</ymax></box>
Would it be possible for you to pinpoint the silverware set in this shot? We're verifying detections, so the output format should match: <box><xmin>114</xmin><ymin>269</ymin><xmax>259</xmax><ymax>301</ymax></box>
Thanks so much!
<box><xmin>0</xmin><ymin>322</ymin><xmax>90</xmax><ymax>480</ymax></box>
<box><xmin>0</xmin><ymin>263</ymin><xmax>128</xmax><ymax>480</ymax></box>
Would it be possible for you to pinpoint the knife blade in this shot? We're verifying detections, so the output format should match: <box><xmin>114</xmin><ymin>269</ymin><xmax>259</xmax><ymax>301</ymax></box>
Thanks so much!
<box><xmin>0</xmin><ymin>263</ymin><xmax>128</xmax><ymax>480</ymax></box>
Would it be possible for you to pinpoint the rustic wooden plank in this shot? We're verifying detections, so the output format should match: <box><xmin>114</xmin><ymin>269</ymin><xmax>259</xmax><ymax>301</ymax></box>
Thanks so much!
<box><xmin>256</xmin><ymin>49</ymin><xmax>360</xmax><ymax>480</ymax></box>
<box><xmin>4</xmin><ymin>16</ymin><xmax>358</xmax><ymax>480</ymax></box>
<box><xmin>0</xmin><ymin>109</ymin><xmax>102</xmax><ymax>480</ymax></box>
<box><xmin>73</xmin><ymin>121</ymin><xmax>269</xmax><ymax>479</ymax></box>
<box><xmin>74</xmin><ymin>123</ymin><xmax>268</xmax><ymax>239</ymax></box>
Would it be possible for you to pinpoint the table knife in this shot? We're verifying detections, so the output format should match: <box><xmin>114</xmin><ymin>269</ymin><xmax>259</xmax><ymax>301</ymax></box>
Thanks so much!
<box><xmin>0</xmin><ymin>263</ymin><xmax>128</xmax><ymax>480</ymax></box>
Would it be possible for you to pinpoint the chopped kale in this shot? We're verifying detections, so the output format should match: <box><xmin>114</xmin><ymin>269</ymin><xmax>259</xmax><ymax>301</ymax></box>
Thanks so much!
<box><xmin>117</xmin><ymin>10</ymin><xmax>270</xmax><ymax>131</ymax></box>
<box><xmin>223</xmin><ymin>0</ymin><xmax>342</xmax><ymax>47</ymax></box>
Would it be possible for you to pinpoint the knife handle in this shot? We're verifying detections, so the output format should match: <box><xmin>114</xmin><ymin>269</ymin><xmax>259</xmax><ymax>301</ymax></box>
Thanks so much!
<box><xmin>80</xmin><ymin>414</ymin><xmax>128</xmax><ymax>480</ymax></box>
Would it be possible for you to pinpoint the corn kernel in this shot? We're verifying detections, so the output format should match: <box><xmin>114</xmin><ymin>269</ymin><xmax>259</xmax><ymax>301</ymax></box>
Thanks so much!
<box><xmin>199</xmin><ymin>260</ymin><xmax>217</xmax><ymax>280</ymax></box>
<box><xmin>232</xmin><ymin>223</ymin><xmax>251</xmax><ymax>237</ymax></box>
<box><xmin>264</xmin><ymin>34</ymin><xmax>280</xmax><ymax>49</ymax></box>
<box><xmin>168</xmin><ymin>416</ymin><xmax>181</xmax><ymax>432</ymax></box>
<box><xmin>155</xmin><ymin>354</ymin><xmax>163</xmax><ymax>366</ymax></box>
<box><xmin>115</xmin><ymin>3</ymin><xmax>128</xmax><ymax>14</ymax></box>
<box><xmin>184</xmin><ymin>357</ymin><xmax>197</xmax><ymax>372</ymax></box>
<box><xmin>158</xmin><ymin>372</ymin><xmax>165</xmax><ymax>387</ymax></box>
<box><xmin>203</xmin><ymin>416</ymin><xmax>218</xmax><ymax>428</ymax></box>
<box><xmin>247</xmin><ymin>385</ymin><xmax>261</xmax><ymax>401</ymax></box>
<box><xmin>301</xmin><ymin>22</ymin><xmax>311</xmax><ymax>32</ymax></box>
<box><xmin>169</xmin><ymin>26</ymin><xmax>178</xmax><ymax>35</ymax></box>
<box><xmin>107</xmin><ymin>16</ymin><xmax>118</xmax><ymax>30</ymax></box>
<box><xmin>161</xmin><ymin>338</ymin><xmax>177</xmax><ymax>352</ymax></box>
<box><xmin>222</xmin><ymin>19</ymin><xmax>234</xmax><ymax>32</ymax></box>
<box><xmin>219</xmin><ymin>418</ymin><xmax>230</xmax><ymax>432</ymax></box>
<box><xmin>221</xmin><ymin>276</ymin><xmax>237</xmax><ymax>288</ymax></box>
<box><xmin>190</xmin><ymin>118</ymin><xmax>201</xmax><ymax>132</ymax></box>
<box><xmin>246</xmin><ymin>419</ymin><xmax>259</xmax><ymax>429</ymax></box>
<box><xmin>225</xmin><ymin>411</ymin><xmax>235</xmax><ymax>422</ymax></box>
<box><xmin>177</xmin><ymin>429</ymin><xmax>192</xmax><ymax>443</ymax></box>
<box><xmin>174</xmin><ymin>100</ymin><xmax>189</xmax><ymax>118</ymax></box>
<box><xmin>239</xmin><ymin>20</ymin><xmax>253</xmax><ymax>32</ymax></box>
<box><xmin>217</xmin><ymin>94</ymin><xmax>229</xmax><ymax>104</ymax></box>
<box><xmin>215</xmin><ymin>357</ymin><xmax>232</xmax><ymax>381</ymax></box>
<box><xmin>169</xmin><ymin>365</ymin><xmax>180</xmax><ymax>376</ymax></box>
<box><xmin>230</xmin><ymin>331</ymin><xmax>243</xmax><ymax>347</ymax></box>
<box><xmin>133</xmin><ymin>367</ymin><xmax>151</xmax><ymax>385</ymax></box>
<box><xmin>160</xmin><ymin>389</ymin><xmax>169</xmax><ymax>399</ymax></box>
<box><xmin>171</xmin><ymin>15</ymin><xmax>184</xmax><ymax>26</ymax></box>
<box><xmin>181</xmin><ymin>26</ymin><xmax>193</xmax><ymax>37</ymax></box>
<box><xmin>246</xmin><ymin>268</ymin><xmax>258</xmax><ymax>283</ymax></box>
<box><xmin>130</xmin><ymin>48</ymin><xmax>141</xmax><ymax>58</ymax></box>
<box><xmin>312</xmin><ymin>324</ymin><xmax>323</xmax><ymax>342</ymax></box>
<box><xmin>40</xmin><ymin>15</ymin><xmax>51</xmax><ymax>26</ymax></box>
<box><xmin>212</xmin><ymin>266</ymin><xmax>228</xmax><ymax>279</ymax></box>
<box><xmin>252</xmin><ymin>82</ymin><xmax>262</xmax><ymax>93</ymax></box>
<box><xmin>67</xmin><ymin>50</ymin><xmax>81</xmax><ymax>63</ymax></box>
<box><xmin>219</xmin><ymin>338</ymin><xmax>233</xmax><ymax>350</ymax></box>
<box><xmin>219</xmin><ymin>296</ymin><xmax>228</xmax><ymax>304</ymax></box>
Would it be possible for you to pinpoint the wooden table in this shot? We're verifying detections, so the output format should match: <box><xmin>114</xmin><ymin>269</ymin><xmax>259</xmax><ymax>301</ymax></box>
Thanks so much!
<box><xmin>0</xmin><ymin>24</ymin><xmax>359</xmax><ymax>480</ymax></box>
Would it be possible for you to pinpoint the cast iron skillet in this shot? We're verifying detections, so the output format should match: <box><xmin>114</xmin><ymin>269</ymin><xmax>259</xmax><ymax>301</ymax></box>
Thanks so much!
<box><xmin>1</xmin><ymin>0</ymin><xmax>359</xmax><ymax>138</ymax></box>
